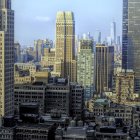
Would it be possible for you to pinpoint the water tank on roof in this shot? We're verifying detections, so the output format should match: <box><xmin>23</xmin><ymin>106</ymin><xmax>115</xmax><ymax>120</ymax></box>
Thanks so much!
<box><xmin>56</xmin><ymin>126</ymin><xmax>63</xmax><ymax>136</ymax></box>
<box><xmin>78</xmin><ymin>120</ymin><xmax>83</xmax><ymax>127</ymax></box>
<box><xmin>70</xmin><ymin>120</ymin><xmax>76</xmax><ymax>127</ymax></box>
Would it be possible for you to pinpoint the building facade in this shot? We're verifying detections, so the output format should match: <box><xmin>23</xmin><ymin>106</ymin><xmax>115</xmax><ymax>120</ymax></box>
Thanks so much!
<box><xmin>70</xmin><ymin>84</ymin><xmax>84</xmax><ymax>118</ymax></box>
<box><xmin>45</xmin><ymin>83</ymin><xmax>70</xmax><ymax>115</ymax></box>
<box><xmin>14</xmin><ymin>82</ymin><xmax>46</xmax><ymax>115</ymax></box>
<box><xmin>14</xmin><ymin>79</ymin><xmax>84</xmax><ymax>118</ymax></box>
<box><xmin>77</xmin><ymin>39</ymin><xmax>94</xmax><ymax>101</ymax></box>
<box><xmin>15</xmin><ymin>124</ymin><xmax>55</xmax><ymax>140</ymax></box>
<box><xmin>110</xmin><ymin>21</ymin><xmax>116</xmax><ymax>45</ymax></box>
<box><xmin>115</xmin><ymin>69</ymin><xmax>135</xmax><ymax>103</ymax></box>
<box><xmin>45</xmin><ymin>78</ymin><xmax>84</xmax><ymax>117</ymax></box>
<box><xmin>0</xmin><ymin>0</ymin><xmax>14</xmax><ymax>117</ymax></box>
<box><xmin>95</xmin><ymin>45</ymin><xmax>114</xmax><ymax>96</ymax></box>
<box><xmin>34</xmin><ymin>39</ymin><xmax>48</xmax><ymax>62</ymax></box>
<box><xmin>55</xmin><ymin>11</ymin><xmax>76</xmax><ymax>82</ymax></box>
<box><xmin>0</xmin><ymin>127</ymin><xmax>15</xmax><ymax>140</ymax></box>
<box><xmin>14</xmin><ymin>42</ymin><xmax>21</xmax><ymax>63</ymax></box>
<box><xmin>122</xmin><ymin>0</ymin><xmax>140</xmax><ymax>92</ymax></box>
<box><xmin>15</xmin><ymin>63</ymin><xmax>37</xmax><ymax>76</ymax></box>
<box><xmin>41</xmin><ymin>48</ymin><xmax>55</xmax><ymax>68</ymax></box>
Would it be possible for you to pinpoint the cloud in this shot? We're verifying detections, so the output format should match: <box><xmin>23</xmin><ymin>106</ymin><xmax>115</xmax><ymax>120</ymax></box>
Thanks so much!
<box><xmin>35</xmin><ymin>16</ymin><xmax>51</xmax><ymax>22</ymax></box>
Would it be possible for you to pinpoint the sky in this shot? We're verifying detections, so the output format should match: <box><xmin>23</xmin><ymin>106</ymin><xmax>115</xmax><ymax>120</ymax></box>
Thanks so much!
<box><xmin>12</xmin><ymin>0</ymin><xmax>122</xmax><ymax>46</ymax></box>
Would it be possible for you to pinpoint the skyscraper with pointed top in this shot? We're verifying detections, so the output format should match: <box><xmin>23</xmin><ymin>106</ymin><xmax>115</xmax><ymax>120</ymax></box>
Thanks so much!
<box><xmin>0</xmin><ymin>0</ymin><xmax>14</xmax><ymax>117</ymax></box>
<box><xmin>55</xmin><ymin>11</ymin><xmax>76</xmax><ymax>82</ymax></box>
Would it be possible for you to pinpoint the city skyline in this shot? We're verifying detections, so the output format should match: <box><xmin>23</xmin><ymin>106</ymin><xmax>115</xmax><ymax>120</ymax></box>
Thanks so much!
<box><xmin>13</xmin><ymin>0</ymin><xmax>122</xmax><ymax>46</ymax></box>
<box><xmin>1</xmin><ymin>1</ymin><xmax>140</xmax><ymax>139</ymax></box>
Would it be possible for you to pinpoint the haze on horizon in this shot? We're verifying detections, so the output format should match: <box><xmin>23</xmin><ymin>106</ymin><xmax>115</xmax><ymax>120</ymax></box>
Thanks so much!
<box><xmin>12</xmin><ymin>0</ymin><xmax>122</xmax><ymax>46</ymax></box>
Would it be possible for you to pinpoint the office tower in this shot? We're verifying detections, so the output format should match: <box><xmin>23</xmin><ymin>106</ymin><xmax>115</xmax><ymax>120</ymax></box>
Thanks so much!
<box><xmin>44</xmin><ymin>39</ymin><xmax>53</xmax><ymax>49</ymax></box>
<box><xmin>115</xmin><ymin>69</ymin><xmax>134</xmax><ymax>104</ymax></box>
<box><xmin>117</xmin><ymin>36</ymin><xmax>121</xmax><ymax>46</ymax></box>
<box><xmin>94</xmin><ymin>30</ymin><xmax>101</xmax><ymax>44</ymax></box>
<box><xmin>34</xmin><ymin>39</ymin><xmax>44</xmax><ymax>62</ymax></box>
<box><xmin>122</xmin><ymin>0</ymin><xmax>140</xmax><ymax>92</ymax></box>
<box><xmin>95</xmin><ymin>45</ymin><xmax>114</xmax><ymax>96</ymax></box>
<box><xmin>106</xmin><ymin>36</ymin><xmax>112</xmax><ymax>46</ymax></box>
<box><xmin>34</xmin><ymin>39</ymin><xmax>48</xmax><ymax>62</ymax></box>
<box><xmin>110</xmin><ymin>21</ymin><xmax>116</xmax><ymax>44</ymax></box>
<box><xmin>77</xmin><ymin>39</ymin><xmax>94</xmax><ymax>101</ymax></box>
<box><xmin>117</xmin><ymin>36</ymin><xmax>121</xmax><ymax>53</ymax></box>
<box><xmin>55</xmin><ymin>11</ymin><xmax>76</xmax><ymax>82</ymax></box>
<box><xmin>26</xmin><ymin>47</ymin><xmax>35</xmax><ymax>62</ymax></box>
<box><xmin>75</xmin><ymin>35</ymin><xmax>80</xmax><ymax>57</ymax></box>
<box><xmin>46</xmin><ymin>78</ymin><xmax>84</xmax><ymax>117</ymax></box>
<box><xmin>41</xmin><ymin>47</ymin><xmax>55</xmax><ymax>68</ymax></box>
<box><xmin>0</xmin><ymin>0</ymin><xmax>14</xmax><ymax>117</ymax></box>
<box><xmin>20</xmin><ymin>49</ymin><xmax>28</xmax><ymax>63</ymax></box>
<box><xmin>14</xmin><ymin>42</ymin><xmax>21</xmax><ymax>63</ymax></box>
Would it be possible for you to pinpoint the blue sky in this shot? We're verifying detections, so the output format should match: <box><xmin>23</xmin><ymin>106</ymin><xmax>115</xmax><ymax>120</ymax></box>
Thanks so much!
<box><xmin>12</xmin><ymin>0</ymin><xmax>122</xmax><ymax>46</ymax></box>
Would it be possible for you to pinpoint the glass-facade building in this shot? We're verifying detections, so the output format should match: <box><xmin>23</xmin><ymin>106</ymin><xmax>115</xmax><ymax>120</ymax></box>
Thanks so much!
<box><xmin>0</xmin><ymin>0</ymin><xmax>14</xmax><ymax>117</ymax></box>
<box><xmin>122</xmin><ymin>0</ymin><xmax>140</xmax><ymax>92</ymax></box>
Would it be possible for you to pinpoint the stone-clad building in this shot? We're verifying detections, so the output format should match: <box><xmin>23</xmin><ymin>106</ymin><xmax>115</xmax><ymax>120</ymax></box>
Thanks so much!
<box><xmin>14</xmin><ymin>82</ymin><xmax>46</xmax><ymax>115</ymax></box>
<box><xmin>14</xmin><ymin>78</ymin><xmax>84</xmax><ymax>118</ymax></box>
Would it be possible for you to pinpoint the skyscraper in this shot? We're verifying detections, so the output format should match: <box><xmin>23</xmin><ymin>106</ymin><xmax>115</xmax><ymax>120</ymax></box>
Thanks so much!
<box><xmin>94</xmin><ymin>30</ymin><xmax>101</xmax><ymax>44</ymax></box>
<box><xmin>117</xmin><ymin>36</ymin><xmax>121</xmax><ymax>53</ymax></box>
<box><xmin>0</xmin><ymin>0</ymin><xmax>14</xmax><ymax>117</ymax></box>
<box><xmin>55</xmin><ymin>11</ymin><xmax>76</xmax><ymax>82</ymax></box>
<box><xmin>110</xmin><ymin>21</ymin><xmax>116</xmax><ymax>44</ymax></box>
<box><xmin>95</xmin><ymin>45</ymin><xmax>114</xmax><ymax>96</ymax></box>
<box><xmin>14</xmin><ymin>42</ymin><xmax>21</xmax><ymax>63</ymax></box>
<box><xmin>34</xmin><ymin>39</ymin><xmax>46</xmax><ymax>62</ymax></box>
<box><xmin>122</xmin><ymin>0</ymin><xmax>140</xmax><ymax>91</ymax></box>
<box><xmin>77</xmin><ymin>39</ymin><xmax>94</xmax><ymax>101</ymax></box>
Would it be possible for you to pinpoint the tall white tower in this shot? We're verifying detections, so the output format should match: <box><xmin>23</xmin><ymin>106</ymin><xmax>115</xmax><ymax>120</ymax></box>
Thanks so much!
<box><xmin>110</xmin><ymin>21</ymin><xmax>116</xmax><ymax>44</ymax></box>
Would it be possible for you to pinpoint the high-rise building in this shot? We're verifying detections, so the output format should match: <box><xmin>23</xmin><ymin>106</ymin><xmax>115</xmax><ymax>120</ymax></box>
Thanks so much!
<box><xmin>75</xmin><ymin>35</ymin><xmax>80</xmax><ymax>57</ymax></box>
<box><xmin>95</xmin><ymin>45</ymin><xmax>114</xmax><ymax>96</ymax></box>
<box><xmin>122</xmin><ymin>0</ymin><xmax>140</xmax><ymax>92</ymax></box>
<box><xmin>110</xmin><ymin>21</ymin><xmax>116</xmax><ymax>44</ymax></box>
<box><xmin>117</xmin><ymin>36</ymin><xmax>121</xmax><ymax>46</ymax></box>
<box><xmin>77</xmin><ymin>39</ymin><xmax>94</xmax><ymax>101</ymax></box>
<box><xmin>106</xmin><ymin>36</ymin><xmax>112</xmax><ymax>46</ymax></box>
<box><xmin>34</xmin><ymin>39</ymin><xmax>49</xmax><ymax>62</ymax></box>
<box><xmin>0</xmin><ymin>0</ymin><xmax>14</xmax><ymax>117</ymax></box>
<box><xmin>115</xmin><ymin>69</ymin><xmax>135</xmax><ymax>104</ymax></box>
<box><xmin>26</xmin><ymin>47</ymin><xmax>35</xmax><ymax>62</ymax></box>
<box><xmin>55</xmin><ymin>11</ymin><xmax>76</xmax><ymax>82</ymax></box>
<box><xmin>20</xmin><ymin>49</ymin><xmax>28</xmax><ymax>63</ymax></box>
<box><xmin>14</xmin><ymin>42</ymin><xmax>21</xmax><ymax>63</ymax></box>
<box><xmin>41</xmin><ymin>47</ymin><xmax>55</xmax><ymax>68</ymax></box>
<box><xmin>116</xmin><ymin>36</ymin><xmax>121</xmax><ymax>53</ymax></box>
<box><xmin>82</xmin><ymin>32</ymin><xmax>93</xmax><ymax>40</ymax></box>
<box><xmin>94</xmin><ymin>30</ymin><xmax>101</xmax><ymax>44</ymax></box>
